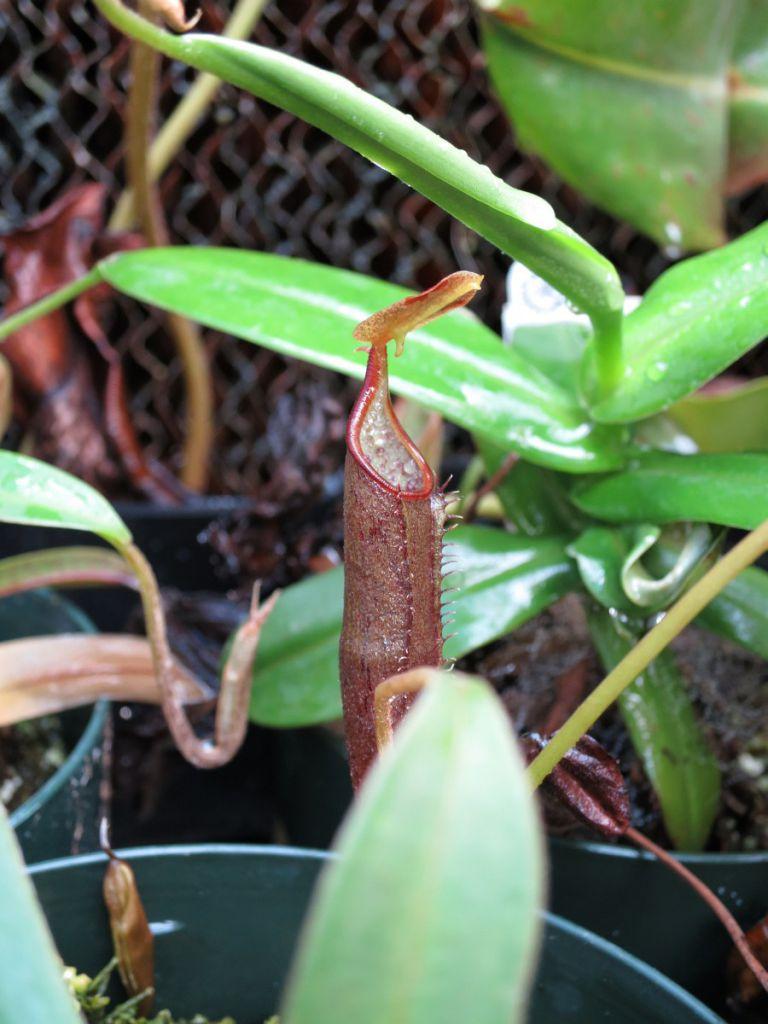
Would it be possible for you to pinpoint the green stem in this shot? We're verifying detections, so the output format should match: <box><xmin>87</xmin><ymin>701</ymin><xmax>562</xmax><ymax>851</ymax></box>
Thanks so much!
<box><xmin>0</xmin><ymin>268</ymin><xmax>103</xmax><ymax>343</ymax></box>
<box><xmin>109</xmin><ymin>0</ymin><xmax>269</xmax><ymax>231</ymax></box>
<box><xmin>528</xmin><ymin>516</ymin><xmax>768</xmax><ymax>787</ymax></box>
<box><xmin>92</xmin><ymin>0</ymin><xmax>173</xmax><ymax>52</ymax></box>
<box><xmin>592</xmin><ymin>310</ymin><xmax>624</xmax><ymax>399</ymax></box>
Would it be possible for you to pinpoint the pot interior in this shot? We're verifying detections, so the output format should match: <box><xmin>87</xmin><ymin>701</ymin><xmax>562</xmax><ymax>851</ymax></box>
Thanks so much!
<box><xmin>2</xmin><ymin>591</ymin><xmax>106</xmax><ymax>839</ymax></box>
<box><xmin>30</xmin><ymin>845</ymin><xmax>722</xmax><ymax>1023</ymax></box>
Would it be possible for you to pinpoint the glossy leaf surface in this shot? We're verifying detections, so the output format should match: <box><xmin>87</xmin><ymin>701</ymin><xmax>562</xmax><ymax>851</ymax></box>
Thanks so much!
<box><xmin>102</xmin><ymin>247</ymin><xmax>624</xmax><ymax>471</ymax></box>
<box><xmin>249</xmin><ymin>525</ymin><xmax>578</xmax><ymax>727</ymax></box>
<box><xmin>282</xmin><ymin>672</ymin><xmax>543</xmax><ymax>1024</ymax></box>
<box><xmin>0</xmin><ymin>809</ymin><xmax>82</xmax><ymax>1024</ymax></box>
<box><xmin>669</xmin><ymin>377</ymin><xmax>768</xmax><ymax>453</ymax></box>
<box><xmin>478</xmin><ymin>438</ymin><xmax>582</xmax><ymax>536</ymax></box>
<box><xmin>0</xmin><ymin>451</ymin><xmax>131</xmax><ymax>545</ymax></box>
<box><xmin>568</xmin><ymin>523</ymin><xmax>716</xmax><ymax>614</ymax></box>
<box><xmin>142</xmin><ymin>15</ymin><xmax>624</xmax><ymax>327</ymax></box>
<box><xmin>567</xmin><ymin>526</ymin><xmax>655</xmax><ymax>614</ymax></box>
<box><xmin>571</xmin><ymin>452</ymin><xmax>768</xmax><ymax>530</ymax></box>
<box><xmin>445</xmin><ymin>526</ymin><xmax>580</xmax><ymax>658</ymax></box>
<box><xmin>480</xmin><ymin>0</ymin><xmax>735</xmax><ymax>251</ymax></box>
<box><xmin>591</xmin><ymin>223</ymin><xmax>768</xmax><ymax>423</ymax></box>
<box><xmin>588</xmin><ymin>609</ymin><xmax>721</xmax><ymax>851</ymax></box>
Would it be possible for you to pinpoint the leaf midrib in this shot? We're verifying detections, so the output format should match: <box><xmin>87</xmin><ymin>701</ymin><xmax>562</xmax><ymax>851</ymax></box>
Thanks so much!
<box><xmin>488</xmin><ymin>12</ymin><xmax>723</xmax><ymax>96</ymax></box>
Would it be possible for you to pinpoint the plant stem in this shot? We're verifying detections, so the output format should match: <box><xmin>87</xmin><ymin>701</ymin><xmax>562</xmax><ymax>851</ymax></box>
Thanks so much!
<box><xmin>528</xmin><ymin>516</ymin><xmax>768</xmax><ymax>787</ymax></box>
<box><xmin>591</xmin><ymin>311</ymin><xmax>624</xmax><ymax>399</ymax></box>
<box><xmin>109</xmin><ymin>0</ymin><xmax>270</xmax><ymax>231</ymax></box>
<box><xmin>125</xmin><ymin>1</ymin><xmax>213</xmax><ymax>491</ymax></box>
<box><xmin>93</xmin><ymin>0</ymin><xmax>173</xmax><ymax>51</ymax></box>
<box><xmin>117</xmin><ymin>539</ymin><xmax>276</xmax><ymax>768</ymax></box>
<box><xmin>463</xmin><ymin>451</ymin><xmax>517</xmax><ymax>523</ymax></box>
<box><xmin>0</xmin><ymin>268</ymin><xmax>103</xmax><ymax>343</ymax></box>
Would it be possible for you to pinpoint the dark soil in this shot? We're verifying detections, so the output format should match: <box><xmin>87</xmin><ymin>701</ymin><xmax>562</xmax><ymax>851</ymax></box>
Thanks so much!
<box><xmin>459</xmin><ymin>595</ymin><xmax>768</xmax><ymax>853</ymax></box>
<box><xmin>0</xmin><ymin>717</ymin><xmax>66</xmax><ymax>814</ymax></box>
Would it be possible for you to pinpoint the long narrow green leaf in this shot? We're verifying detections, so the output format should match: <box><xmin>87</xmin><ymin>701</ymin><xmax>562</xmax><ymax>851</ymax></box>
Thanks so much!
<box><xmin>250</xmin><ymin>525</ymin><xmax>578</xmax><ymax>727</ymax></box>
<box><xmin>591</xmin><ymin>222</ymin><xmax>768</xmax><ymax>423</ymax></box>
<box><xmin>91</xmin><ymin>0</ymin><xmax>624</xmax><ymax>333</ymax></box>
<box><xmin>101</xmin><ymin>247</ymin><xmax>624</xmax><ymax>471</ymax></box>
<box><xmin>571</xmin><ymin>451</ymin><xmax>768</xmax><ymax>530</ymax></box>
<box><xmin>0</xmin><ymin>808</ymin><xmax>82</xmax><ymax>1024</ymax></box>
<box><xmin>281</xmin><ymin>671</ymin><xmax>543</xmax><ymax>1024</ymax></box>
<box><xmin>0</xmin><ymin>452</ymin><xmax>131</xmax><ymax>546</ymax></box>
<box><xmin>588</xmin><ymin>609</ymin><xmax>720</xmax><ymax>852</ymax></box>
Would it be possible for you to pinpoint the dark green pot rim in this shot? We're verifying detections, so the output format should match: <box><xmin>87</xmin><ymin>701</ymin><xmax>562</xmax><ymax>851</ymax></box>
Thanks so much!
<box><xmin>9</xmin><ymin>699</ymin><xmax>109</xmax><ymax>832</ymax></box>
<box><xmin>28</xmin><ymin>843</ymin><xmax>724</xmax><ymax>1022</ymax></box>
<box><xmin>552</xmin><ymin>835</ymin><xmax>768</xmax><ymax>867</ymax></box>
<box><xmin>7</xmin><ymin>594</ymin><xmax>109</xmax><ymax>833</ymax></box>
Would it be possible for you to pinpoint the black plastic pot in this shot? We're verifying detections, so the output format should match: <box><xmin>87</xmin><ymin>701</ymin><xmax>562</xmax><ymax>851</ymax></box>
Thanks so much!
<box><xmin>1</xmin><ymin>590</ymin><xmax>108</xmax><ymax>862</ymax></box>
<box><xmin>30</xmin><ymin>845</ymin><xmax>723</xmax><ymax>1023</ymax></box>
<box><xmin>272</xmin><ymin>727</ymin><xmax>767</xmax><ymax>1016</ymax></box>
<box><xmin>0</xmin><ymin>497</ymin><xmax>252</xmax><ymax>631</ymax></box>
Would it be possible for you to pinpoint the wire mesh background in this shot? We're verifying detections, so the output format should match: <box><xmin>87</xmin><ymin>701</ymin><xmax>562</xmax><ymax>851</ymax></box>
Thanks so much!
<box><xmin>1</xmin><ymin>0</ymin><xmax>766</xmax><ymax>496</ymax></box>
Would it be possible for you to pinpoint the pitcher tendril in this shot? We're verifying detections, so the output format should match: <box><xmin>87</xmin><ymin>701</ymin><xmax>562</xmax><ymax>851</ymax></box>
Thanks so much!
<box><xmin>119</xmin><ymin>541</ymin><xmax>278</xmax><ymax>769</ymax></box>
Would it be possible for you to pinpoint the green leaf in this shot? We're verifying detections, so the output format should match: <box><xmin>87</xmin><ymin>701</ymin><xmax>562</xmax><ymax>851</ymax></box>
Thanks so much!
<box><xmin>571</xmin><ymin>452</ymin><xmax>768</xmax><ymax>530</ymax></box>
<box><xmin>699</xmin><ymin>565</ymin><xmax>768</xmax><ymax>660</ymax></box>
<box><xmin>0</xmin><ymin>452</ymin><xmax>131</xmax><ymax>546</ymax></box>
<box><xmin>727</xmin><ymin>1</ymin><xmax>768</xmax><ymax>194</ymax></box>
<box><xmin>445</xmin><ymin>526</ymin><xmax>580</xmax><ymax>658</ymax></box>
<box><xmin>621</xmin><ymin>523</ymin><xmax>717</xmax><ymax>609</ymax></box>
<box><xmin>250</xmin><ymin>567</ymin><xmax>345</xmax><ymax>728</ymax></box>
<box><xmin>588</xmin><ymin>609</ymin><xmax>721</xmax><ymax>852</ymax></box>
<box><xmin>0</xmin><ymin>808</ymin><xmax>82</xmax><ymax>1024</ymax></box>
<box><xmin>591</xmin><ymin>222</ymin><xmax>768</xmax><ymax>423</ymax></box>
<box><xmin>101</xmin><ymin>247</ymin><xmax>624</xmax><ymax>472</ymax></box>
<box><xmin>480</xmin><ymin>0</ymin><xmax>734</xmax><ymax>251</ymax></box>
<box><xmin>647</xmin><ymin>541</ymin><xmax>768</xmax><ymax>659</ymax></box>
<box><xmin>568</xmin><ymin>523</ymin><xmax>716</xmax><ymax>614</ymax></box>
<box><xmin>669</xmin><ymin>376</ymin><xmax>768</xmax><ymax>453</ymax></box>
<box><xmin>567</xmin><ymin>526</ymin><xmax>654</xmax><ymax>613</ymax></box>
<box><xmin>477</xmin><ymin>439</ymin><xmax>581</xmax><ymax>536</ymax></box>
<box><xmin>509</xmin><ymin>322</ymin><xmax>588</xmax><ymax>396</ymax></box>
<box><xmin>281</xmin><ymin>671</ymin><xmax>543</xmax><ymax>1024</ymax></box>
<box><xmin>95</xmin><ymin>0</ymin><xmax>623</xmax><ymax>328</ymax></box>
<box><xmin>250</xmin><ymin>525</ymin><xmax>578</xmax><ymax>727</ymax></box>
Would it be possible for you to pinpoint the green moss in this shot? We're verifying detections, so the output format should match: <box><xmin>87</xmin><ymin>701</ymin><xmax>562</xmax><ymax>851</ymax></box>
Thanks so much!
<box><xmin>64</xmin><ymin>960</ymin><xmax>235</xmax><ymax>1024</ymax></box>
